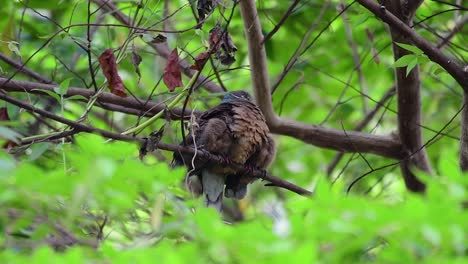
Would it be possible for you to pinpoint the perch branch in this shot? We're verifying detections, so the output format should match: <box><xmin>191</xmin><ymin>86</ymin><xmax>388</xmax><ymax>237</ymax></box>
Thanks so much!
<box><xmin>0</xmin><ymin>91</ymin><xmax>310</xmax><ymax>196</ymax></box>
<box><xmin>239</xmin><ymin>0</ymin><xmax>403</xmax><ymax>159</ymax></box>
<box><xmin>0</xmin><ymin>77</ymin><xmax>405</xmax><ymax>159</ymax></box>
<box><xmin>0</xmin><ymin>53</ymin><xmax>54</xmax><ymax>84</ymax></box>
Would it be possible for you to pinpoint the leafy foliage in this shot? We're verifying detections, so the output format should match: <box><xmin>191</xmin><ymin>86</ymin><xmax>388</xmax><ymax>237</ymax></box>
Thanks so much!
<box><xmin>0</xmin><ymin>0</ymin><xmax>466</xmax><ymax>262</ymax></box>
<box><xmin>1</xmin><ymin>134</ymin><xmax>467</xmax><ymax>262</ymax></box>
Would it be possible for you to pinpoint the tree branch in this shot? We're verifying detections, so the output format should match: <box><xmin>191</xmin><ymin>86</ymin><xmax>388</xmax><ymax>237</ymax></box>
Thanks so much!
<box><xmin>239</xmin><ymin>0</ymin><xmax>403</xmax><ymax>160</ymax></box>
<box><xmin>274</xmin><ymin>118</ymin><xmax>402</xmax><ymax>159</ymax></box>
<box><xmin>0</xmin><ymin>53</ymin><xmax>54</xmax><ymax>84</ymax></box>
<box><xmin>386</xmin><ymin>1</ymin><xmax>431</xmax><ymax>192</ymax></box>
<box><xmin>261</xmin><ymin>0</ymin><xmax>301</xmax><ymax>45</ymax></box>
<box><xmin>0</xmin><ymin>77</ymin><xmax>199</xmax><ymax>118</ymax></box>
<box><xmin>0</xmin><ymin>91</ymin><xmax>310</xmax><ymax>196</ymax></box>
<box><xmin>355</xmin><ymin>0</ymin><xmax>468</xmax><ymax>90</ymax></box>
<box><xmin>239</xmin><ymin>0</ymin><xmax>277</xmax><ymax>124</ymax></box>
<box><xmin>460</xmin><ymin>93</ymin><xmax>468</xmax><ymax>170</ymax></box>
<box><xmin>1</xmin><ymin>77</ymin><xmax>404</xmax><ymax>158</ymax></box>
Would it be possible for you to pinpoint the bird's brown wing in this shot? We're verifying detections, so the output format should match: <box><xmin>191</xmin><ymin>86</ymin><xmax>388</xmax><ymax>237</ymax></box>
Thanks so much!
<box><xmin>224</xmin><ymin>101</ymin><xmax>275</xmax><ymax>199</ymax></box>
<box><xmin>172</xmin><ymin>102</ymin><xmax>235</xmax><ymax>171</ymax></box>
<box><xmin>227</xmin><ymin>101</ymin><xmax>269</xmax><ymax>164</ymax></box>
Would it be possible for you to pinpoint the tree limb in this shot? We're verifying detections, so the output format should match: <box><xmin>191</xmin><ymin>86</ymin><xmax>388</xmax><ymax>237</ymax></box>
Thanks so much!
<box><xmin>239</xmin><ymin>0</ymin><xmax>277</xmax><ymax>124</ymax></box>
<box><xmin>460</xmin><ymin>93</ymin><xmax>468</xmax><ymax>171</ymax></box>
<box><xmin>355</xmin><ymin>0</ymin><xmax>468</xmax><ymax>90</ymax></box>
<box><xmin>0</xmin><ymin>91</ymin><xmax>311</xmax><ymax>196</ymax></box>
<box><xmin>386</xmin><ymin>1</ymin><xmax>431</xmax><ymax>192</ymax></box>
<box><xmin>0</xmin><ymin>53</ymin><xmax>54</xmax><ymax>84</ymax></box>
<box><xmin>239</xmin><ymin>0</ymin><xmax>403</xmax><ymax>160</ymax></box>
<box><xmin>0</xmin><ymin>77</ymin><xmax>405</xmax><ymax>158</ymax></box>
<box><xmin>0</xmin><ymin>77</ymin><xmax>199</xmax><ymax>118</ymax></box>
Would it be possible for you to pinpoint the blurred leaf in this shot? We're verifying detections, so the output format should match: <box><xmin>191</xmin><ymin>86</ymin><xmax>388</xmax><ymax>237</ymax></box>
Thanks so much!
<box><xmin>54</xmin><ymin>78</ymin><xmax>72</xmax><ymax>95</ymax></box>
<box><xmin>66</xmin><ymin>95</ymin><xmax>88</xmax><ymax>101</ymax></box>
<box><xmin>25</xmin><ymin>142</ymin><xmax>51</xmax><ymax>161</ymax></box>
<box><xmin>0</xmin><ymin>126</ymin><xmax>22</xmax><ymax>143</ymax></box>
<box><xmin>393</xmin><ymin>54</ymin><xmax>417</xmax><ymax>67</ymax></box>
<box><xmin>395</xmin><ymin>42</ymin><xmax>424</xmax><ymax>55</ymax></box>
<box><xmin>406</xmin><ymin>59</ymin><xmax>418</xmax><ymax>76</ymax></box>
<box><xmin>7</xmin><ymin>41</ymin><xmax>21</xmax><ymax>58</ymax></box>
<box><xmin>32</xmin><ymin>89</ymin><xmax>61</xmax><ymax>102</ymax></box>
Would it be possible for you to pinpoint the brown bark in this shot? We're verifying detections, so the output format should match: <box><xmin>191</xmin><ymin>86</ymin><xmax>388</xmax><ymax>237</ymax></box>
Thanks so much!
<box><xmin>387</xmin><ymin>1</ymin><xmax>430</xmax><ymax>192</ymax></box>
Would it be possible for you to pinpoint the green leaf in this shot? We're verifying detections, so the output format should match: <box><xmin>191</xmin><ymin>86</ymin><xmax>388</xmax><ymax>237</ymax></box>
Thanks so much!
<box><xmin>393</xmin><ymin>54</ymin><xmax>417</xmax><ymax>68</ymax></box>
<box><xmin>7</xmin><ymin>41</ymin><xmax>21</xmax><ymax>57</ymax></box>
<box><xmin>54</xmin><ymin>78</ymin><xmax>72</xmax><ymax>95</ymax></box>
<box><xmin>32</xmin><ymin>89</ymin><xmax>61</xmax><ymax>102</ymax></box>
<box><xmin>395</xmin><ymin>42</ymin><xmax>424</xmax><ymax>55</ymax></box>
<box><xmin>406</xmin><ymin>59</ymin><xmax>418</xmax><ymax>76</ymax></box>
<box><xmin>416</xmin><ymin>55</ymin><xmax>430</xmax><ymax>64</ymax></box>
<box><xmin>0</xmin><ymin>126</ymin><xmax>22</xmax><ymax>143</ymax></box>
<box><xmin>65</xmin><ymin>95</ymin><xmax>88</xmax><ymax>101</ymax></box>
<box><xmin>0</xmin><ymin>151</ymin><xmax>16</xmax><ymax>174</ymax></box>
<box><xmin>26</xmin><ymin>142</ymin><xmax>51</xmax><ymax>161</ymax></box>
<box><xmin>432</xmin><ymin>66</ymin><xmax>445</xmax><ymax>76</ymax></box>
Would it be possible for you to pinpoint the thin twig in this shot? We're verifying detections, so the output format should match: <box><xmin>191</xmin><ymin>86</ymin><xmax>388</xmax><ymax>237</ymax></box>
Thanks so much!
<box><xmin>261</xmin><ymin>0</ymin><xmax>301</xmax><ymax>45</ymax></box>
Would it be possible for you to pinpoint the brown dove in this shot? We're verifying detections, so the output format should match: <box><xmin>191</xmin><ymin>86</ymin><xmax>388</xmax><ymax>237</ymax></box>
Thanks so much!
<box><xmin>172</xmin><ymin>91</ymin><xmax>275</xmax><ymax>211</ymax></box>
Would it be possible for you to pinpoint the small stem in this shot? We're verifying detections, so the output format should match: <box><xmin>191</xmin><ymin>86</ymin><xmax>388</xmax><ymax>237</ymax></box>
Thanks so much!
<box><xmin>60</xmin><ymin>94</ymin><xmax>67</xmax><ymax>173</ymax></box>
<box><xmin>21</xmin><ymin>130</ymin><xmax>73</xmax><ymax>142</ymax></box>
<box><xmin>121</xmin><ymin>73</ymin><xmax>199</xmax><ymax>136</ymax></box>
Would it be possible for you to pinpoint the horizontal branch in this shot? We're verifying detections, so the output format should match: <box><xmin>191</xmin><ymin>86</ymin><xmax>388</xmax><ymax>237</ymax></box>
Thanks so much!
<box><xmin>0</xmin><ymin>77</ymin><xmax>200</xmax><ymax>118</ymax></box>
<box><xmin>0</xmin><ymin>90</ymin><xmax>310</xmax><ymax>196</ymax></box>
<box><xmin>0</xmin><ymin>77</ymin><xmax>402</xmax><ymax>158</ymax></box>
<box><xmin>0</xmin><ymin>53</ymin><xmax>54</xmax><ymax>84</ymax></box>
<box><xmin>239</xmin><ymin>0</ymin><xmax>403</xmax><ymax>160</ymax></box>
<box><xmin>272</xmin><ymin>118</ymin><xmax>402</xmax><ymax>159</ymax></box>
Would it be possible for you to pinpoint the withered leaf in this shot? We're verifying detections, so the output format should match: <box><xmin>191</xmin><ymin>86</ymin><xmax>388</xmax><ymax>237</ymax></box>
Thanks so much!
<box><xmin>139</xmin><ymin>125</ymin><xmax>165</xmax><ymax>160</ymax></box>
<box><xmin>150</xmin><ymin>34</ymin><xmax>167</xmax><ymax>44</ymax></box>
<box><xmin>131</xmin><ymin>48</ymin><xmax>142</xmax><ymax>80</ymax></box>
<box><xmin>197</xmin><ymin>0</ymin><xmax>216</xmax><ymax>26</ymax></box>
<box><xmin>218</xmin><ymin>53</ymin><xmax>236</xmax><ymax>66</ymax></box>
<box><xmin>209</xmin><ymin>24</ymin><xmax>222</xmax><ymax>51</ymax></box>
<box><xmin>98</xmin><ymin>49</ymin><xmax>127</xmax><ymax>97</ymax></box>
<box><xmin>190</xmin><ymin>51</ymin><xmax>210</xmax><ymax>71</ymax></box>
<box><xmin>0</xmin><ymin>107</ymin><xmax>9</xmax><ymax>121</ymax></box>
<box><xmin>163</xmin><ymin>48</ymin><xmax>183</xmax><ymax>91</ymax></box>
<box><xmin>209</xmin><ymin>24</ymin><xmax>237</xmax><ymax>66</ymax></box>
<box><xmin>0</xmin><ymin>107</ymin><xmax>16</xmax><ymax>150</ymax></box>
<box><xmin>222</xmin><ymin>32</ymin><xmax>237</xmax><ymax>54</ymax></box>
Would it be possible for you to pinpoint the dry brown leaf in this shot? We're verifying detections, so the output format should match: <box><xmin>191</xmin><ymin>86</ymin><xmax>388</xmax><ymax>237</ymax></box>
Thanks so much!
<box><xmin>163</xmin><ymin>48</ymin><xmax>183</xmax><ymax>91</ymax></box>
<box><xmin>98</xmin><ymin>49</ymin><xmax>127</xmax><ymax>97</ymax></box>
<box><xmin>190</xmin><ymin>51</ymin><xmax>210</xmax><ymax>71</ymax></box>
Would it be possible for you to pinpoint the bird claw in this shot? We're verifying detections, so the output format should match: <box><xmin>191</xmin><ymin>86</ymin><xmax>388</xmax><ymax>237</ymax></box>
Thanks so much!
<box><xmin>245</xmin><ymin>164</ymin><xmax>255</xmax><ymax>175</ymax></box>
<box><xmin>219</xmin><ymin>154</ymin><xmax>232</xmax><ymax>166</ymax></box>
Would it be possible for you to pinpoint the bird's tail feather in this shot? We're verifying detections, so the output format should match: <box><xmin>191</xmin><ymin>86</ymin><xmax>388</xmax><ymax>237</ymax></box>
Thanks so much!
<box><xmin>202</xmin><ymin>170</ymin><xmax>225</xmax><ymax>212</ymax></box>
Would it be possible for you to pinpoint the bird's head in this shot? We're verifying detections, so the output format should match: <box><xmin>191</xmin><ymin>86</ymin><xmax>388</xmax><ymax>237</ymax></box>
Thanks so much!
<box><xmin>222</xmin><ymin>91</ymin><xmax>252</xmax><ymax>103</ymax></box>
